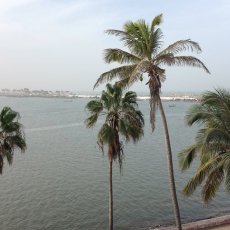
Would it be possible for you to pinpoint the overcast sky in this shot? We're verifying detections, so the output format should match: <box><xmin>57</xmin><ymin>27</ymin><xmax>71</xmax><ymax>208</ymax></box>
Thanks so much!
<box><xmin>0</xmin><ymin>0</ymin><xmax>229</xmax><ymax>93</ymax></box>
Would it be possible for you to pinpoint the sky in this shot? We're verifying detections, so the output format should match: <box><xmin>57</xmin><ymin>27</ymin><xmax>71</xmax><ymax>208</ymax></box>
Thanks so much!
<box><xmin>0</xmin><ymin>0</ymin><xmax>229</xmax><ymax>93</ymax></box>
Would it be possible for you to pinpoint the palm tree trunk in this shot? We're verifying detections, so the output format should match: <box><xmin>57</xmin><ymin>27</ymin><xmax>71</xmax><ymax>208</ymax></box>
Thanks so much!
<box><xmin>109</xmin><ymin>158</ymin><xmax>113</xmax><ymax>230</ymax></box>
<box><xmin>158</xmin><ymin>95</ymin><xmax>182</xmax><ymax>230</ymax></box>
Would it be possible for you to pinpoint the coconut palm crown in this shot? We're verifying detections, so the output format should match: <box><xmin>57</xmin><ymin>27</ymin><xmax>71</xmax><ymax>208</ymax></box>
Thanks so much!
<box><xmin>94</xmin><ymin>14</ymin><xmax>210</xmax><ymax>130</ymax></box>
<box><xmin>0</xmin><ymin>107</ymin><xmax>26</xmax><ymax>174</ymax></box>
<box><xmin>179</xmin><ymin>89</ymin><xmax>230</xmax><ymax>203</ymax></box>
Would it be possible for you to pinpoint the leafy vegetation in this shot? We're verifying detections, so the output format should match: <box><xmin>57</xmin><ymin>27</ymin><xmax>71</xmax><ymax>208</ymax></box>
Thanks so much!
<box><xmin>94</xmin><ymin>14</ymin><xmax>209</xmax><ymax>230</ymax></box>
<box><xmin>85</xmin><ymin>83</ymin><xmax>144</xmax><ymax>230</ymax></box>
<box><xmin>0</xmin><ymin>107</ymin><xmax>26</xmax><ymax>174</ymax></box>
<box><xmin>179</xmin><ymin>89</ymin><xmax>230</xmax><ymax>203</ymax></box>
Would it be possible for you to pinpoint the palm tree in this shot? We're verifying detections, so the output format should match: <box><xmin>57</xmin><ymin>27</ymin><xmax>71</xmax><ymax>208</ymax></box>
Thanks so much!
<box><xmin>85</xmin><ymin>83</ymin><xmax>144</xmax><ymax>230</ymax></box>
<box><xmin>94</xmin><ymin>14</ymin><xmax>210</xmax><ymax>229</ymax></box>
<box><xmin>179</xmin><ymin>88</ymin><xmax>230</xmax><ymax>203</ymax></box>
<box><xmin>0</xmin><ymin>107</ymin><xmax>26</xmax><ymax>174</ymax></box>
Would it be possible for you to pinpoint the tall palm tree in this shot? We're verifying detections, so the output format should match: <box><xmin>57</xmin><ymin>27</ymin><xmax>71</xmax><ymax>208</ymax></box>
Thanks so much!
<box><xmin>94</xmin><ymin>14</ymin><xmax>210</xmax><ymax>229</ymax></box>
<box><xmin>85</xmin><ymin>83</ymin><xmax>144</xmax><ymax>230</ymax></box>
<box><xmin>0</xmin><ymin>107</ymin><xmax>26</xmax><ymax>174</ymax></box>
<box><xmin>179</xmin><ymin>89</ymin><xmax>230</xmax><ymax>203</ymax></box>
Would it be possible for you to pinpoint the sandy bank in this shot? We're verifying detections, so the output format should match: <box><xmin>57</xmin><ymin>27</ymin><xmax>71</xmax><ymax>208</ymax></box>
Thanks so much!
<box><xmin>151</xmin><ymin>214</ymin><xmax>230</xmax><ymax>230</ymax></box>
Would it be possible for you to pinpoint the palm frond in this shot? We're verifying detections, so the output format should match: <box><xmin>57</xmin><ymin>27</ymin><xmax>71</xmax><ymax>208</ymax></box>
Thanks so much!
<box><xmin>136</xmin><ymin>19</ymin><xmax>152</xmax><ymax>58</ymax></box>
<box><xmin>201</xmin><ymin>88</ymin><xmax>230</xmax><ymax>104</ymax></box>
<box><xmin>178</xmin><ymin>145</ymin><xmax>197</xmax><ymax>171</ymax></box>
<box><xmin>85</xmin><ymin>100</ymin><xmax>103</xmax><ymax>128</ymax></box>
<box><xmin>125</xmin><ymin>122</ymin><xmax>144</xmax><ymax>143</ymax></box>
<box><xmin>185</xmin><ymin>104</ymin><xmax>212</xmax><ymax>126</ymax></box>
<box><xmin>122</xmin><ymin>20</ymin><xmax>152</xmax><ymax>57</ymax></box>
<box><xmin>119</xmin><ymin>109</ymin><xmax>144</xmax><ymax>143</ymax></box>
<box><xmin>126</xmin><ymin>60</ymin><xmax>149</xmax><ymax>86</ymax></box>
<box><xmin>0</xmin><ymin>155</ymin><xmax>3</xmax><ymax>174</ymax></box>
<box><xmin>85</xmin><ymin>114</ymin><xmax>99</xmax><ymax>128</ymax></box>
<box><xmin>201</xmin><ymin>89</ymin><xmax>230</xmax><ymax>113</ymax></box>
<box><xmin>94</xmin><ymin>64</ymin><xmax>137</xmax><ymax>88</ymax></box>
<box><xmin>202</xmin><ymin>167</ymin><xmax>224</xmax><ymax>203</ymax></box>
<box><xmin>225</xmin><ymin>172</ymin><xmax>230</xmax><ymax>193</ymax></box>
<box><xmin>224</xmin><ymin>154</ymin><xmax>230</xmax><ymax>192</ymax></box>
<box><xmin>0</xmin><ymin>107</ymin><xmax>20</xmax><ymax>127</ymax></box>
<box><xmin>150</xmin><ymin>28</ymin><xmax>163</xmax><ymax>56</ymax></box>
<box><xmin>204</xmin><ymin>128</ymin><xmax>230</xmax><ymax>147</ymax></box>
<box><xmin>150</xmin><ymin>14</ymin><xmax>163</xmax><ymax>31</ymax></box>
<box><xmin>0</xmin><ymin>107</ymin><xmax>26</xmax><ymax>174</ymax></box>
<box><xmin>158</xmin><ymin>39</ymin><xmax>202</xmax><ymax>56</ymax></box>
<box><xmin>122</xmin><ymin>91</ymin><xmax>138</xmax><ymax>108</ymax></box>
<box><xmin>156</xmin><ymin>55</ymin><xmax>210</xmax><ymax>73</ymax></box>
<box><xmin>7</xmin><ymin>134</ymin><xmax>26</xmax><ymax>152</ymax></box>
<box><xmin>104</xmin><ymin>48</ymin><xmax>141</xmax><ymax>64</ymax></box>
<box><xmin>105</xmin><ymin>29</ymin><xmax>128</xmax><ymax>37</ymax></box>
<box><xmin>183</xmin><ymin>156</ymin><xmax>221</xmax><ymax>196</ymax></box>
<box><xmin>85</xmin><ymin>100</ymin><xmax>103</xmax><ymax>114</ymax></box>
<box><xmin>5</xmin><ymin>149</ymin><xmax>13</xmax><ymax>165</ymax></box>
<box><xmin>2</xmin><ymin>122</ymin><xmax>22</xmax><ymax>133</ymax></box>
<box><xmin>98</xmin><ymin>123</ymin><xmax>116</xmax><ymax>145</ymax></box>
<box><xmin>194</xmin><ymin>128</ymin><xmax>228</xmax><ymax>156</ymax></box>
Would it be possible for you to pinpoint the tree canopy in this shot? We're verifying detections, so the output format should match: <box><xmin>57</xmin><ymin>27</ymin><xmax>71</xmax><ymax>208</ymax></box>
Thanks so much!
<box><xmin>179</xmin><ymin>89</ymin><xmax>230</xmax><ymax>203</ymax></box>
<box><xmin>0</xmin><ymin>107</ymin><xmax>26</xmax><ymax>174</ymax></box>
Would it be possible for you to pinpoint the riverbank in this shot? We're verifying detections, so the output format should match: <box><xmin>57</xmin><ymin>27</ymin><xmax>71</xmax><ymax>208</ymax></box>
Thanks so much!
<box><xmin>153</xmin><ymin>214</ymin><xmax>230</xmax><ymax>230</ymax></box>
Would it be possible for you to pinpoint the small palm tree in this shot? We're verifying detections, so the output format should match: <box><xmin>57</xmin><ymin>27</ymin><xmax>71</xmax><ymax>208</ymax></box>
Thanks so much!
<box><xmin>179</xmin><ymin>88</ymin><xmax>230</xmax><ymax>203</ymax></box>
<box><xmin>0</xmin><ymin>107</ymin><xmax>26</xmax><ymax>174</ymax></box>
<box><xmin>94</xmin><ymin>14</ymin><xmax>210</xmax><ymax>229</ymax></box>
<box><xmin>85</xmin><ymin>83</ymin><xmax>144</xmax><ymax>230</ymax></box>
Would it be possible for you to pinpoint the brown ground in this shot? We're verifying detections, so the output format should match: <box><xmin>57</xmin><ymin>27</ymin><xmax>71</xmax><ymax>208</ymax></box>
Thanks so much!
<box><xmin>157</xmin><ymin>215</ymin><xmax>230</xmax><ymax>230</ymax></box>
<box><xmin>207</xmin><ymin>224</ymin><xmax>230</xmax><ymax>230</ymax></box>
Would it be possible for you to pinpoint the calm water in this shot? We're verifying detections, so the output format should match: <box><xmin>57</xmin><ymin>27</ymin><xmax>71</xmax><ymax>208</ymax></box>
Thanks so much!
<box><xmin>0</xmin><ymin>97</ymin><xmax>230</xmax><ymax>230</ymax></box>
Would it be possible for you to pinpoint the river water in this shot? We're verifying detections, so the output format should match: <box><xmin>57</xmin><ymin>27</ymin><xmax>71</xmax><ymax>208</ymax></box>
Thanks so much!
<box><xmin>0</xmin><ymin>97</ymin><xmax>229</xmax><ymax>230</ymax></box>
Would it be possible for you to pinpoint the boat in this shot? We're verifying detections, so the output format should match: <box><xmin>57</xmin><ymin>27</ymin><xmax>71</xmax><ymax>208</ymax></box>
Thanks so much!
<box><xmin>169</xmin><ymin>104</ymin><xmax>176</xmax><ymax>107</ymax></box>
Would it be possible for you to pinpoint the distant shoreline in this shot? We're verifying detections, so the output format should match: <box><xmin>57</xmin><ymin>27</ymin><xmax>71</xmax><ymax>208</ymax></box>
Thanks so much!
<box><xmin>0</xmin><ymin>94</ymin><xmax>198</xmax><ymax>101</ymax></box>
<box><xmin>0</xmin><ymin>88</ymin><xmax>200</xmax><ymax>102</ymax></box>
